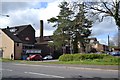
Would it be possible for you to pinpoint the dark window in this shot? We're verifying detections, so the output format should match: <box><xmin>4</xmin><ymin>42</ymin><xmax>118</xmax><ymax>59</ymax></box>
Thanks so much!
<box><xmin>17</xmin><ymin>43</ymin><xmax>19</xmax><ymax>46</ymax></box>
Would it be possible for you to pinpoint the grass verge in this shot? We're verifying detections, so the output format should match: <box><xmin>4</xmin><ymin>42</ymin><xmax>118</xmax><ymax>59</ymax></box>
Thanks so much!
<box><xmin>0</xmin><ymin>58</ymin><xmax>119</xmax><ymax>65</ymax></box>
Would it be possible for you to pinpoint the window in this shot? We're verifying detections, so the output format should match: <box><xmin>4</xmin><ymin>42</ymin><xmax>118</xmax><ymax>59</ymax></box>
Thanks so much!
<box><xmin>10</xmin><ymin>28</ymin><xmax>17</xmax><ymax>32</ymax></box>
<box><xmin>25</xmin><ymin>37</ymin><xmax>30</xmax><ymax>41</ymax></box>
<box><xmin>17</xmin><ymin>43</ymin><xmax>19</xmax><ymax>46</ymax></box>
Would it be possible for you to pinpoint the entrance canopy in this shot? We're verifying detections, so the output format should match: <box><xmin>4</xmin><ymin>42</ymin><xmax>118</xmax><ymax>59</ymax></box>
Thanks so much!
<box><xmin>24</xmin><ymin>49</ymin><xmax>41</xmax><ymax>54</ymax></box>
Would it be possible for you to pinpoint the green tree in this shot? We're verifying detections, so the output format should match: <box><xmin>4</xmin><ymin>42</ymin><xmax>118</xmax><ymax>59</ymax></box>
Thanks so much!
<box><xmin>48</xmin><ymin>1</ymin><xmax>73</xmax><ymax>49</ymax></box>
<box><xmin>84</xmin><ymin>0</ymin><xmax>120</xmax><ymax>48</ymax></box>
<box><xmin>71</xmin><ymin>3</ymin><xmax>92</xmax><ymax>53</ymax></box>
<box><xmin>48</xmin><ymin>1</ymin><xmax>92</xmax><ymax>53</ymax></box>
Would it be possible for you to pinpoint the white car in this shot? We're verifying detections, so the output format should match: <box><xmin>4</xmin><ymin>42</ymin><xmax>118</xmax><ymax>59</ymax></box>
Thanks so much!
<box><xmin>43</xmin><ymin>55</ymin><xmax>53</xmax><ymax>60</ymax></box>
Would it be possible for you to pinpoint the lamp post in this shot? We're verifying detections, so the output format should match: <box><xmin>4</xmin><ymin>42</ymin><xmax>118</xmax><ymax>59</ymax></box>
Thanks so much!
<box><xmin>0</xmin><ymin>14</ymin><xmax>9</xmax><ymax>17</ymax></box>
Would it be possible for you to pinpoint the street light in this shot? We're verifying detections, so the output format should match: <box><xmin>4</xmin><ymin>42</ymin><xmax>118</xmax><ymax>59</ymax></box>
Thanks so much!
<box><xmin>0</xmin><ymin>14</ymin><xmax>10</xmax><ymax>17</ymax></box>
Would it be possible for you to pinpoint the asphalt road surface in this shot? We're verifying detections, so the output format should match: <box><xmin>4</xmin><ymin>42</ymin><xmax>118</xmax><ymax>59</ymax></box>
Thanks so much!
<box><xmin>0</xmin><ymin>62</ymin><xmax>119</xmax><ymax>80</ymax></box>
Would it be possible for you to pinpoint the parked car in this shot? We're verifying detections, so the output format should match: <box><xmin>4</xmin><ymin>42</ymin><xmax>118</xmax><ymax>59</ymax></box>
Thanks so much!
<box><xmin>27</xmin><ymin>54</ymin><xmax>42</xmax><ymax>61</ymax></box>
<box><xmin>43</xmin><ymin>55</ymin><xmax>53</xmax><ymax>60</ymax></box>
<box><xmin>110</xmin><ymin>51</ymin><xmax>120</xmax><ymax>56</ymax></box>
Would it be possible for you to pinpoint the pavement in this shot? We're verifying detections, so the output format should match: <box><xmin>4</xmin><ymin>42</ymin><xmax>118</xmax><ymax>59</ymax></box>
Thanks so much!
<box><xmin>53</xmin><ymin>64</ymin><xmax>119</xmax><ymax>70</ymax></box>
<box><xmin>2</xmin><ymin>59</ymin><xmax>119</xmax><ymax>70</ymax></box>
<box><xmin>38</xmin><ymin>60</ymin><xmax>119</xmax><ymax>70</ymax></box>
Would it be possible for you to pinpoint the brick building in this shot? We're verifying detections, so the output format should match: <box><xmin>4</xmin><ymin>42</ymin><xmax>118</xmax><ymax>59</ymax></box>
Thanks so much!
<box><xmin>0</xmin><ymin>24</ymin><xmax>36</xmax><ymax>60</ymax></box>
<box><xmin>0</xmin><ymin>20</ymin><xmax>53</xmax><ymax>60</ymax></box>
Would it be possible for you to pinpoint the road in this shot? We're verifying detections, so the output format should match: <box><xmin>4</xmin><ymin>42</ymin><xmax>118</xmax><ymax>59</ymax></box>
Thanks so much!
<box><xmin>0</xmin><ymin>62</ymin><xmax>119</xmax><ymax>80</ymax></box>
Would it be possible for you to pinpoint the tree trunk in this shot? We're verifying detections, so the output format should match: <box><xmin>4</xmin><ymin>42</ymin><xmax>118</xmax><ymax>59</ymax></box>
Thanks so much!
<box><xmin>73</xmin><ymin>36</ymin><xmax>78</xmax><ymax>53</ymax></box>
<box><xmin>80</xmin><ymin>42</ymin><xmax>86</xmax><ymax>53</ymax></box>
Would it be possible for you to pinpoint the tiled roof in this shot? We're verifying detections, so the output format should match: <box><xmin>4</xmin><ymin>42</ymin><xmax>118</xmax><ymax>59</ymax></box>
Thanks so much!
<box><xmin>6</xmin><ymin>24</ymin><xmax>33</xmax><ymax>35</ymax></box>
<box><xmin>36</xmin><ymin>36</ymin><xmax>53</xmax><ymax>42</ymax></box>
<box><xmin>43</xmin><ymin>36</ymin><xmax>53</xmax><ymax>41</ymax></box>
<box><xmin>86</xmin><ymin>38</ymin><xmax>97</xmax><ymax>41</ymax></box>
<box><xmin>1</xmin><ymin>24</ymin><xmax>33</xmax><ymax>43</ymax></box>
<box><xmin>2</xmin><ymin>29</ymin><xmax>22</xmax><ymax>43</ymax></box>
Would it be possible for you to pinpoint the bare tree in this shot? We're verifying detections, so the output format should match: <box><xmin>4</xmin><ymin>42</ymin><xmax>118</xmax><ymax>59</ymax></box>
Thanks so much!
<box><xmin>84</xmin><ymin>0</ymin><xmax>120</xmax><ymax>48</ymax></box>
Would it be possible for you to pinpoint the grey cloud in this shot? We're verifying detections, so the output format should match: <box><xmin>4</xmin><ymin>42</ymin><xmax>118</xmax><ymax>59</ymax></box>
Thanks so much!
<box><xmin>1</xmin><ymin>1</ymin><xmax>57</xmax><ymax>32</ymax></box>
<box><xmin>1</xmin><ymin>2</ymin><xmax>35</xmax><ymax>14</ymax></box>
<box><xmin>8</xmin><ymin>13</ymin><xmax>55</xmax><ymax>31</ymax></box>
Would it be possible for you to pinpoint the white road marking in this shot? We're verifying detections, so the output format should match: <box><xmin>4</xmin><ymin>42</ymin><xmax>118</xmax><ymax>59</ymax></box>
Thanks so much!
<box><xmin>14</xmin><ymin>64</ymin><xmax>27</xmax><ymax>66</ymax></box>
<box><xmin>1</xmin><ymin>69</ymin><xmax>13</xmax><ymax>71</ymax></box>
<box><xmin>14</xmin><ymin>63</ymin><xmax>118</xmax><ymax>72</ymax></box>
<box><xmin>24</xmin><ymin>72</ymin><xmax>64</xmax><ymax>78</ymax></box>
<box><xmin>14</xmin><ymin>63</ymin><xmax>65</xmax><ymax>69</ymax></box>
<box><xmin>68</xmin><ymin>67</ymin><xmax>118</xmax><ymax>72</ymax></box>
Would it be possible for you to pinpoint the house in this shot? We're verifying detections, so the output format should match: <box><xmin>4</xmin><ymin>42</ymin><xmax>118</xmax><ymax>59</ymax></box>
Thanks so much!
<box><xmin>0</xmin><ymin>28</ymin><xmax>22</xmax><ymax>59</ymax></box>
<box><xmin>111</xmin><ymin>47</ymin><xmax>120</xmax><ymax>52</ymax></box>
<box><xmin>0</xmin><ymin>20</ymin><xmax>54</xmax><ymax>60</ymax></box>
<box><xmin>0</xmin><ymin>24</ymin><xmax>36</xmax><ymax>60</ymax></box>
<box><xmin>88</xmin><ymin>38</ymin><xmax>109</xmax><ymax>53</ymax></box>
<box><xmin>78</xmin><ymin>37</ymin><xmax>109</xmax><ymax>53</ymax></box>
<box><xmin>85</xmin><ymin>38</ymin><xmax>98</xmax><ymax>53</ymax></box>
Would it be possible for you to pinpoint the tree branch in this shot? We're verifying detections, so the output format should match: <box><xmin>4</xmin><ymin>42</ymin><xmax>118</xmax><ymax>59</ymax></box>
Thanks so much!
<box><xmin>99</xmin><ymin>14</ymin><xmax>110</xmax><ymax>22</ymax></box>
<box><xmin>89</xmin><ymin>6</ymin><xmax>110</xmax><ymax>14</ymax></box>
<box><xmin>84</xmin><ymin>3</ymin><xmax>110</xmax><ymax>14</ymax></box>
<box><xmin>112</xmin><ymin>0</ymin><xmax>116</xmax><ymax>7</ymax></box>
<box><xmin>102</xmin><ymin>2</ymin><xmax>114</xmax><ymax>16</ymax></box>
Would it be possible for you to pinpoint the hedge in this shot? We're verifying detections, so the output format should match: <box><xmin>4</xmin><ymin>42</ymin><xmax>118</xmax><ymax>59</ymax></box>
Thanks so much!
<box><xmin>58</xmin><ymin>54</ymin><xmax>73</xmax><ymax>61</ymax></box>
<box><xmin>59</xmin><ymin>53</ymin><xmax>110</xmax><ymax>61</ymax></box>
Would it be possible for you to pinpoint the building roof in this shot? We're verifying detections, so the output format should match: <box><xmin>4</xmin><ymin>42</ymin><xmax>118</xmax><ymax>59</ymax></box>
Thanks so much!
<box><xmin>1</xmin><ymin>24</ymin><xmax>34</xmax><ymax>43</ymax></box>
<box><xmin>86</xmin><ymin>38</ymin><xmax>97</xmax><ymax>41</ymax></box>
<box><xmin>5</xmin><ymin>24</ymin><xmax>34</xmax><ymax>35</ymax></box>
<box><xmin>43</xmin><ymin>36</ymin><xmax>53</xmax><ymax>41</ymax></box>
<box><xmin>2</xmin><ymin>29</ymin><xmax>22</xmax><ymax>43</ymax></box>
<box><xmin>36</xmin><ymin>36</ymin><xmax>53</xmax><ymax>43</ymax></box>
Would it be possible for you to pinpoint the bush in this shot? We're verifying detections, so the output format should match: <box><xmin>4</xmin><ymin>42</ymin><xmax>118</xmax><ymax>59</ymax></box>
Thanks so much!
<box><xmin>72</xmin><ymin>54</ymin><xmax>81</xmax><ymax>61</ymax></box>
<box><xmin>103</xmin><ymin>56</ymin><xmax>120</xmax><ymax>62</ymax></box>
<box><xmin>59</xmin><ymin>53</ymin><xmax>110</xmax><ymax>61</ymax></box>
<box><xmin>59</xmin><ymin>54</ymin><xmax>73</xmax><ymax>61</ymax></box>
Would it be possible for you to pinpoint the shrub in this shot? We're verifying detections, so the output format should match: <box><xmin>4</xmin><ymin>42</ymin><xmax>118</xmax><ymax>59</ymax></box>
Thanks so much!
<box><xmin>59</xmin><ymin>54</ymin><xmax>73</xmax><ymax>61</ymax></box>
<box><xmin>86</xmin><ymin>54</ymin><xmax>109</xmax><ymax>59</ymax></box>
<box><xmin>103</xmin><ymin>56</ymin><xmax>120</xmax><ymax>62</ymax></box>
<box><xmin>72</xmin><ymin>54</ymin><xmax>81</xmax><ymax>61</ymax></box>
<box><xmin>59</xmin><ymin>53</ymin><xmax>110</xmax><ymax>61</ymax></box>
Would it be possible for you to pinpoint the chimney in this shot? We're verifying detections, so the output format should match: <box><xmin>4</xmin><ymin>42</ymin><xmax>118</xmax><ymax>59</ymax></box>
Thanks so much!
<box><xmin>7</xmin><ymin>26</ymin><xmax>9</xmax><ymax>29</ymax></box>
<box><xmin>40</xmin><ymin>20</ymin><xmax>44</xmax><ymax>42</ymax></box>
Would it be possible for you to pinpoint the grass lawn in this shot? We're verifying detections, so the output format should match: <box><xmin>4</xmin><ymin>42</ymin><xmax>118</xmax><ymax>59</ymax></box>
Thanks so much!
<box><xmin>0</xmin><ymin>58</ymin><xmax>119</xmax><ymax>65</ymax></box>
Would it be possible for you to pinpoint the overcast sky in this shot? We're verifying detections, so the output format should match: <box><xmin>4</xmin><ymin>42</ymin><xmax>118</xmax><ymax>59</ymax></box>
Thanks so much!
<box><xmin>0</xmin><ymin>0</ymin><xmax>118</xmax><ymax>45</ymax></box>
